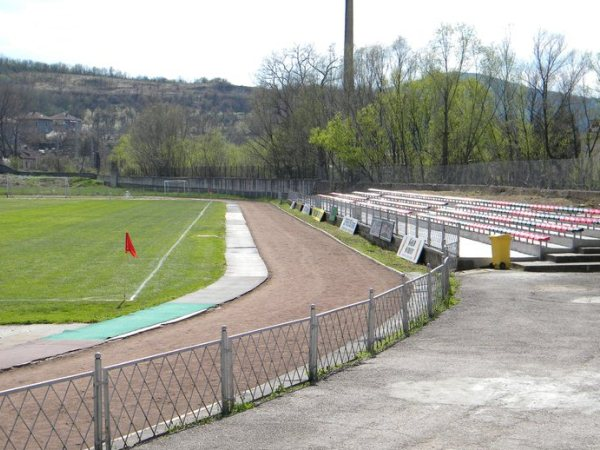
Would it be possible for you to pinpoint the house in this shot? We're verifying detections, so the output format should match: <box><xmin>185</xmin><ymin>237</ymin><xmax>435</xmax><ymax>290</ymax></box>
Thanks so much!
<box><xmin>18</xmin><ymin>112</ymin><xmax>53</xmax><ymax>136</ymax></box>
<box><xmin>16</xmin><ymin>111</ymin><xmax>82</xmax><ymax>151</ymax></box>
<box><xmin>50</xmin><ymin>112</ymin><xmax>82</xmax><ymax>133</ymax></box>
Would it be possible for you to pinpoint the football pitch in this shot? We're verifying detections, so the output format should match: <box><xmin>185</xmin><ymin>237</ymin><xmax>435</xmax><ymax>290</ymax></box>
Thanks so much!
<box><xmin>0</xmin><ymin>198</ymin><xmax>226</xmax><ymax>324</ymax></box>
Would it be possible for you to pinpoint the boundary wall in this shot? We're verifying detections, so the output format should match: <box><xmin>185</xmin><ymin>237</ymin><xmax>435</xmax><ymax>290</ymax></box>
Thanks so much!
<box><xmin>100</xmin><ymin>175</ymin><xmax>317</xmax><ymax>199</ymax></box>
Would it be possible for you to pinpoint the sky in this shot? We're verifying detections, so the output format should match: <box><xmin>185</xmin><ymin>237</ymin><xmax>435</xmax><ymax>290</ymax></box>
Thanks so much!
<box><xmin>0</xmin><ymin>0</ymin><xmax>598</xmax><ymax>86</ymax></box>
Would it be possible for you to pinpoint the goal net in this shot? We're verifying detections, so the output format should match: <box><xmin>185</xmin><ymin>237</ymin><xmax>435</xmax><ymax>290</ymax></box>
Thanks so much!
<box><xmin>164</xmin><ymin>179</ymin><xmax>188</xmax><ymax>194</ymax></box>
<box><xmin>2</xmin><ymin>174</ymin><xmax>70</xmax><ymax>197</ymax></box>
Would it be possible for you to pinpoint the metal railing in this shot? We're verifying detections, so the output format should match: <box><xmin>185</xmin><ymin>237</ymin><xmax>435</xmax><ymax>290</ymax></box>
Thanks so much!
<box><xmin>0</xmin><ymin>261</ymin><xmax>453</xmax><ymax>450</ymax></box>
<box><xmin>0</xmin><ymin>371</ymin><xmax>96</xmax><ymax>449</ymax></box>
<box><xmin>295</xmin><ymin>193</ymin><xmax>460</xmax><ymax>258</ymax></box>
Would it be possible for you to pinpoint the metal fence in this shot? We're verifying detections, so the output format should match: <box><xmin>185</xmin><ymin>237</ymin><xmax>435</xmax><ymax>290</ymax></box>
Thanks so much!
<box><xmin>345</xmin><ymin>155</ymin><xmax>600</xmax><ymax>191</ymax></box>
<box><xmin>101</xmin><ymin>175</ymin><xmax>317</xmax><ymax>199</ymax></box>
<box><xmin>294</xmin><ymin>193</ymin><xmax>460</xmax><ymax>258</ymax></box>
<box><xmin>0</xmin><ymin>259</ymin><xmax>452</xmax><ymax>450</ymax></box>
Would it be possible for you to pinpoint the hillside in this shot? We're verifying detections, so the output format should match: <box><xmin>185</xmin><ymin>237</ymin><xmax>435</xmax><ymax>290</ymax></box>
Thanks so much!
<box><xmin>0</xmin><ymin>58</ymin><xmax>254</xmax><ymax>146</ymax></box>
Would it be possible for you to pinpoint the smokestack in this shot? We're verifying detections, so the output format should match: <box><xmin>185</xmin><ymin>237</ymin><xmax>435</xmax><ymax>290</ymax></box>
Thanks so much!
<box><xmin>344</xmin><ymin>0</ymin><xmax>354</xmax><ymax>92</ymax></box>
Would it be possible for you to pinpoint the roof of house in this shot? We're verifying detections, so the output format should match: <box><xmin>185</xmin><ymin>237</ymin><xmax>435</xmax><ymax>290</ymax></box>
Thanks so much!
<box><xmin>20</xmin><ymin>112</ymin><xmax>52</xmax><ymax>121</ymax></box>
<box><xmin>49</xmin><ymin>112</ymin><xmax>82</xmax><ymax>122</ymax></box>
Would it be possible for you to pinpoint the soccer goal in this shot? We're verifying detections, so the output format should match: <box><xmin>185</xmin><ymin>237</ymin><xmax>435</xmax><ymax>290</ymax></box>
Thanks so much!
<box><xmin>2</xmin><ymin>174</ymin><xmax>70</xmax><ymax>197</ymax></box>
<box><xmin>164</xmin><ymin>179</ymin><xmax>188</xmax><ymax>194</ymax></box>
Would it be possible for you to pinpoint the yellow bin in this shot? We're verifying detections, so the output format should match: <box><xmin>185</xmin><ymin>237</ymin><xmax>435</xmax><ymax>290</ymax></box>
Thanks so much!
<box><xmin>489</xmin><ymin>234</ymin><xmax>512</xmax><ymax>269</ymax></box>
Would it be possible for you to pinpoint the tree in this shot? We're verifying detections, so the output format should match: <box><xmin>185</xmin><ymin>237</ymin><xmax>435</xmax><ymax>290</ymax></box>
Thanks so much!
<box><xmin>580</xmin><ymin>54</ymin><xmax>600</xmax><ymax>157</ymax></box>
<box><xmin>129</xmin><ymin>104</ymin><xmax>189</xmax><ymax>176</ymax></box>
<box><xmin>423</xmin><ymin>24</ymin><xmax>479</xmax><ymax>177</ymax></box>
<box><xmin>248</xmin><ymin>45</ymin><xmax>340</xmax><ymax>178</ymax></box>
<box><xmin>0</xmin><ymin>79</ymin><xmax>29</xmax><ymax>159</ymax></box>
<box><xmin>527</xmin><ymin>31</ymin><xmax>588</xmax><ymax>158</ymax></box>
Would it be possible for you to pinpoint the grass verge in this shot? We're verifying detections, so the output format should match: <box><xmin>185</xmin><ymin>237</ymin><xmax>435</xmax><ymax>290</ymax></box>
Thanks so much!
<box><xmin>274</xmin><ymin>200</ymin><xmax>426</xmax><ymax>275</ymax></box>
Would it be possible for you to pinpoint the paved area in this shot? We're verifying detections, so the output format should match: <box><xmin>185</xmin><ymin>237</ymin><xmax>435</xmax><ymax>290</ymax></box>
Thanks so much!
<box><xmin>139</xmin><ymin>270</ymin><xmax>600</xmax><ymax>449</ymax></box>
<box><xmin>0</xmin><ymin>203</ymin><xmax>267</xmax><ymax>370</ymax></box>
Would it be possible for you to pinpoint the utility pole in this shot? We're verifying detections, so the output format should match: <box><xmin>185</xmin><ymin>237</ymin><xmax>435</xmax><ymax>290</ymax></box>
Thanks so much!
<box><xmin>344</xmin><ymin>0</ymin><xmax>354</xmax><ymax>93</ymax></box>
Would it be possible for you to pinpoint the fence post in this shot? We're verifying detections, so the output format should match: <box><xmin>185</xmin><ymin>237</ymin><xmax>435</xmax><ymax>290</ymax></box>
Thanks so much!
<box><xmin>308</xmin><ymin>304</ymin><xmax>319</xmax><ymax>385</ymax></box>
<box><xmin>93</xmin><ymin>353</ymin><xmax>103</xmax><ymax>450</ymax></box>
<box><xmin>456</xmin><ymin>223</ymin><xmax>461</xmax><ymax>257</ymax></box>
<box><xmin>401</xmin><ymin>285</ymin><xmax>410</xmax><ymax>337</ymax></box>
<box><xmin>220</xmin><ymin>326</ymin><xmax>234</xmax><ymax>415</ymax></box>
<box><xmin>443</xmin><ymin>257</ymin><xmax>451</xmax><ymax>308</ymax></box>
<box><xmin>442</xmin><ymin>223</ymin><xmax>446</xmax><ymax>250</ymax></box>
<box><xmin>427</xmin><ymin>218</ymin><xmax>432</xmax><ymax>246</ymax></box>
<box><xmin>415</xmin><ymin>215</ymin><xmax>420</xmax><ymax>238</ymax></box>
<box><xmin>367</xmin><ymin>288</ymin><xmax>375</xmax><ymax>354</ymax></box>
<box><xmin>103</xmin><ymin>367</ymin><xmax>112</xmax><ymax>450</ymax></box>
<box><xmin>426</xmin><ymin>263</ymin><xmax>434</xmax><ymax>318</ymax></box>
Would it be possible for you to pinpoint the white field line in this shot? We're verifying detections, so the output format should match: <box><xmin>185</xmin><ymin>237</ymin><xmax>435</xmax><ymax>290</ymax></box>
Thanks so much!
<box><xmin>129</xmin><ymin>202</ymin><xmax>213</xmax><ymax>301</ymax></box>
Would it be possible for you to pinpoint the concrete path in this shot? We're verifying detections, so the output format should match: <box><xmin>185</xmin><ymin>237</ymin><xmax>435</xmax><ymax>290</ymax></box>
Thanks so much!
<box><xmin>139</xmin><ymin>270</ymin><xmax>600</xmax><ymax>449</ymax></box>
<box><xmin>0</xmin><ymin>203</ymin><xmax>268</xmax><ymax>370</ymax></box>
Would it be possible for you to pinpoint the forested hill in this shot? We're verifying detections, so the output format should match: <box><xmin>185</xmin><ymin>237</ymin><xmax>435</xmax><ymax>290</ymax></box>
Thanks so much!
<box><xmin>0</xmin><ymin>57</ymin><xmax>254</xmax><ymax>142</ymax></box>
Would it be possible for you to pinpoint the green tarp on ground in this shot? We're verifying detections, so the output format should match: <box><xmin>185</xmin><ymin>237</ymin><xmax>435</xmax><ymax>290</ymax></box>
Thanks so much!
<box><xmin>46</xmin><ymin>302</ymin><xmax>214</xmax><ymax>341</ymax></box>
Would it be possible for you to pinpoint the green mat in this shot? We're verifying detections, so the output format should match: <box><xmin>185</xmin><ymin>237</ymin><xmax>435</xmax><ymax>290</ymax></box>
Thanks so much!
<box><xmin>46</xmin><ymin>303</ymin><xmax>214</xmax><ymax>341</ymax></box>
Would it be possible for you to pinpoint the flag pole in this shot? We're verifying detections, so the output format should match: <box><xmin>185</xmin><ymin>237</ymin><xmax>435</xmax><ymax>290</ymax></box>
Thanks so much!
<box><xmin>119</xmin><ymin>232</ymin><xmax>138</xmax><ymax>308</ymax></box>
<box><xmin>118</xmin><ymin>244</ymin><xmax>127</xmax><ymax>309</ymax></box>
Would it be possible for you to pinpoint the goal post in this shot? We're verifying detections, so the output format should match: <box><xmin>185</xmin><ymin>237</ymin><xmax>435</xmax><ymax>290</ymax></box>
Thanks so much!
<box><xmin>163</xmin><ymin>179</ymin><xmax>188</xmax><ymax>194</ymax></box>
<box><xmin>2</xmin><ymin>174</ymin><xmax>70</xmax><ymax>197</ymax></box>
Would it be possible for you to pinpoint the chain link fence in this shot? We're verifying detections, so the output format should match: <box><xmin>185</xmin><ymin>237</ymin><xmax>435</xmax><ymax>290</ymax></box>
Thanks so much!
<box><xmin>0</xmin><ymin>257</ymin><xmax>453</xmax><ymax>450</ymax></box>
<box><xmin>342</xmin><ymin>155</ymin><xmax>600</xmax><ymax>190</ymax></box>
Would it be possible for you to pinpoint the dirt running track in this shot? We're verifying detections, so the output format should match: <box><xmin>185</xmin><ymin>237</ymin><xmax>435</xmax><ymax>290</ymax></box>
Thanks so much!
<box><xmin>0</xmin><ymin>202</ymin><xmax>403</xmax><ymax>391</ymax></box>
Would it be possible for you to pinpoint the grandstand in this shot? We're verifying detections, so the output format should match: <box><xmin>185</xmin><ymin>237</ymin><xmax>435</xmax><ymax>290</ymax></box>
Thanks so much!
<box><xmin>300</xmin><ymin>188</ymin><xmax>600</xmax><ymax>271</ymax></box>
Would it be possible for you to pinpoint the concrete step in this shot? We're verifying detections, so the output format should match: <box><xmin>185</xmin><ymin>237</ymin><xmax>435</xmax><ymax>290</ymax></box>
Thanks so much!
<box><xmin>513</xmin><ymin>261</ymin><xmax>600</xmax><ymax>272</ymax></box>
<box><xmin>546</xmin><ymin>253</ymin><xmax>600</xmax><ymax>263</ymax></box>
<box><xmin>578</xmin><ymin>247</ymin><xmax>600</xmax><ymax>254</ymax></box>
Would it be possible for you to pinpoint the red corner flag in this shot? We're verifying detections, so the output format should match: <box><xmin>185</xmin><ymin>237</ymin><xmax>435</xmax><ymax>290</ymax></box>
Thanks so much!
<box><xmin>125</xmin><ymin>232</ymin><xmax>137</xmax><ymax>258</ymax></box>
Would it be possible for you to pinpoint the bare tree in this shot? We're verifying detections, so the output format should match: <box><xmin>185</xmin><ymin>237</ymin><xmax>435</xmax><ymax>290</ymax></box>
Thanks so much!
<box><xmin>130</xmin><ymin>104</ymin><xmax>189</xmax><ymax>176</ymax></box>
<box><xmin>0</xmin><ymin>80</ymin><xmax>29</xmax><ymax>159</ymax></box>
<box><xmin>248</xmin><ymin>45</ymin><xmax>340</xmax><ymax>178</ymax></box>
<box><xmin>527</xmin><ymin>31</ymin><xmax>588</xmax><ymax>158</ymax></box>
<box><xmin>424</xmin><ymin>24</ymin><xmax>478</xmax><ymax>176</ymax></box>
<box><xmin>583</xmin><ymin>55</ymin><xmax>600</xmax><ymax>156</ymax></box>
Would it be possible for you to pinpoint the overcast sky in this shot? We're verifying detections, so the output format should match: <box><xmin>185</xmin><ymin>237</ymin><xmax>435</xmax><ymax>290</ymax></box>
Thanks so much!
<box><xmin>0</xmin><ymin>0</ymin><xmax>598</xmax><ymax>86</ymax></box>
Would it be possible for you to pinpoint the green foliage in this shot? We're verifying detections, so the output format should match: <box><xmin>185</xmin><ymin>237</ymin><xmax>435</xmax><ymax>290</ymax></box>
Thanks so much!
<box><xmin>110</xmin><ymin>135</ymin><xmax>137</xmax><ymax>175</ymax></box>
<box><xmin>313</xmin><ymin>74</ymin><xmax>507</xmax><ymax>176</ymax></box>
<box><xmin>0</xmin><ymin>199</ymin><xmax>226</xmax><ymax>324</ymax></box>
<box><xmin>111</xmin><ymin>124</ymin><xmax>254</xmax><ymax>176</ymax></box>
<box><xmin>310</xmin><ymin>114</ymin><xmax>363</xmax><ymax>168</ymax></box>
<box><xmin>231</xmin><ymin>401</ymin><xmax>254</xmax><ymax>414</ymax></box>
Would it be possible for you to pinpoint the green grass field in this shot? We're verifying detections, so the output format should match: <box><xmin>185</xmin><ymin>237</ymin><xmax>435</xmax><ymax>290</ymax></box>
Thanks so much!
<box><xmin>0</xmin><ymin>198</ymin><xmax>226</xmax><ymax>324</ymax></box>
